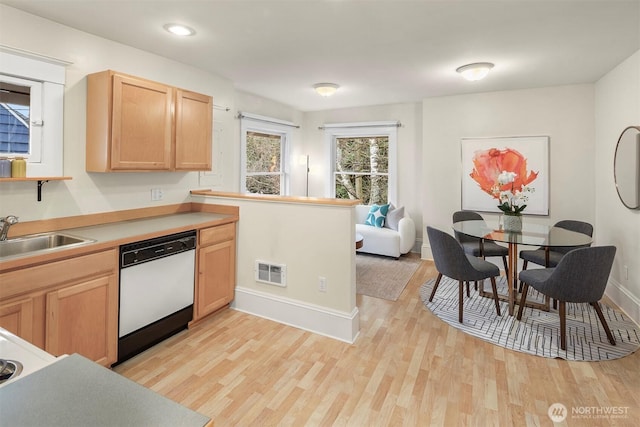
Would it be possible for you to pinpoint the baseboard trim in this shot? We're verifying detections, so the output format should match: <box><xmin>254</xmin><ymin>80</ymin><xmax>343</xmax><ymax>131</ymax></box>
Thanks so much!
<box><xmin>411</xmin><ymin>237</ymin><xmax>423</xmax><ymax>255</ymax></box>
<box><xmin>230</xmin><ymin>287</ymin><xmax>360</xmax><ymax>344</ymax></box>
<box><xmin>605</xmin><ymin>279</ymin><xmax>640</xmax><ymax>325</ymax></box>
<box><xmin>421</xmin><ymin>242</ymin><xmax>433</xmax><ymax>260</ymax></box>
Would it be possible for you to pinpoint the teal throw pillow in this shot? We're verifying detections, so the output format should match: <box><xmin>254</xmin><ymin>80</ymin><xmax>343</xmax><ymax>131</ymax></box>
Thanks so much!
<box><xmin>365</xmin><ymin>203</ymin><xmax>390</xmax><ymax>228</ymax></box>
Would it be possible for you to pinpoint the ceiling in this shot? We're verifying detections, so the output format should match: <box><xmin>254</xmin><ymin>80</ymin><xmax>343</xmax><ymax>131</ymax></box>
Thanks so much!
<box><xmin>2</xmin><ymin>0</ymin><xmax>639</xmax><ymax>112</ymax></box>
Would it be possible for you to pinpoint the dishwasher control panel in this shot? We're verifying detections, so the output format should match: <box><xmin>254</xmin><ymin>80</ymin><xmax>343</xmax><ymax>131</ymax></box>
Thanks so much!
<box><xmin>120</xmin><ymin>230</ymin><xmax>196</xmax><ymax>268</ymax></box>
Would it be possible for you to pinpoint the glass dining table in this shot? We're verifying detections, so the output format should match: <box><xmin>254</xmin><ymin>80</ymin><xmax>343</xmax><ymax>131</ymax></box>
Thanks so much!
<box><xmin>452</xmin><ymin>219</ymin><xmax>593</xmax><ymax>315</ymax></box>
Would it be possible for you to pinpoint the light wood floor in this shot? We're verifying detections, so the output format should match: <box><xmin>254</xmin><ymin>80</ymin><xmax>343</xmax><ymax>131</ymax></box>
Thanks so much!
<box><xmin>114</xmin><ymin>259</ymin><xmax>640</xmax><ymax>426</ymax></box>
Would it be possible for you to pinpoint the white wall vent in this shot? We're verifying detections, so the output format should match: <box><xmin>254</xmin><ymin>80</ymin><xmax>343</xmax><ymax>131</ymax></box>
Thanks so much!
<box><xmin>255</xmin><ymin>260</ymin><xmax>287</xmax><ymax>287</ymax></box>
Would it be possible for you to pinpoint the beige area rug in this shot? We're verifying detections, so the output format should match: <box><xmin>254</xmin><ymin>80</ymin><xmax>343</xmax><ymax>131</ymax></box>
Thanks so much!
<box><xmin>356</xmin><ymin>253</ymin><xmax>421</xmax><ymax>301</ymax></box>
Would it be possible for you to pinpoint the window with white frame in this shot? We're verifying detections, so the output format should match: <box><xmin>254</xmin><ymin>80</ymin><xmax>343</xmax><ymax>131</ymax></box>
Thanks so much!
<box><xmin>0</xmin><ymin>47</ymin><xmax>68</xmax><ymax>176</ymax></box>
<box><xmin>0</xmin><ymin>77</ymin><xmax>41</xmax><ymax>158</ymax></box>
<box><xmin>240</xmin><ymin>113</ymin><xmax>294</xmax><ymax>195</ymax></box>
<box><xmin>325</xmin><ymin>121</ymin><xmax>398</xmax><ymax>205</ymax></box>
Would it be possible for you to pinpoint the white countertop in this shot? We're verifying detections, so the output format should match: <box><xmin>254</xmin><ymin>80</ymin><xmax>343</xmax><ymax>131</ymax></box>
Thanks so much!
<box><xmin>0</xmin><ymin>327</ymin><xmax>58</xmax><ymax>387</ymax></box>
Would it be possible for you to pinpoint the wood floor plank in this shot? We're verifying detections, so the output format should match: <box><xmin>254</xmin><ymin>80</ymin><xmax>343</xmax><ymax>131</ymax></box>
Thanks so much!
<box><xmin>114</xmin><ymin>257</ymin><xmax>640</xmax><ymax>426</ymax></box>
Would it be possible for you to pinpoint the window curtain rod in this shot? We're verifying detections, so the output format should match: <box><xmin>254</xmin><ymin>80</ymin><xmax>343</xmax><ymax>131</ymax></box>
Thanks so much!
<box><xmin>214</xmin><ymin>104</ymin><xmax>230</xmax><ymax>112</ymax></box>
<box><xmin>237</xmin><ymin>112</ymin><xmax>300</xmax><ymax>128</ymax></box>
<box><xmin>318</xmin><ymin>121</ymin><xmax>401</xmax><ymax>130</ymax></box>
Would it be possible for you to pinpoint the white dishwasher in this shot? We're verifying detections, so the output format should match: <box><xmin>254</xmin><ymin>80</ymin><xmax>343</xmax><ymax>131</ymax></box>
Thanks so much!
<box><xmin>117</xmin><ymin>230</ymin><xmax>196</xmax><ymax>364</ymax></box>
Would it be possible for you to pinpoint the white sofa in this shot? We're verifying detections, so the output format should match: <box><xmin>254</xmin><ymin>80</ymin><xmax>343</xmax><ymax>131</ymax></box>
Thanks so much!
<box><xmin>355</xmin><ymin>204</ymin><xmax>416</xmax><ymax>258</ymax></box>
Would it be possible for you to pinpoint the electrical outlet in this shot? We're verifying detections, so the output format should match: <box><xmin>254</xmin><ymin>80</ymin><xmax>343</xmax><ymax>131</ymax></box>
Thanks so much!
<box><xmin>151</xmin><ymin>188</ymin><xmax>164</xmax><ymax>201</ymax></box>
<box><xmin>318</xmin><ymin>276</ymin><xmax>327</xmax><ymax>292</ymax></box>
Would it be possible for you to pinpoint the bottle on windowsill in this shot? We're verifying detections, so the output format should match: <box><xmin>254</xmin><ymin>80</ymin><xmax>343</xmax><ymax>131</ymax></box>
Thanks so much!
<box><xmin>0</xmin><ymin>157</ymin><xmax>10</xmax><ymax>177</ymax></box>
<box><xmin>11</xmin><ymin>157</ymin><xmax>26</xmax><ymax>178</ymax></box>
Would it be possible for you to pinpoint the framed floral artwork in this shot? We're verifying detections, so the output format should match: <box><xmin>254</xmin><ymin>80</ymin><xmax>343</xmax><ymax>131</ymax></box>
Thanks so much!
<box><xmin>461</xmin><ymin>136</ymin><xmax>549</xmax><ymax>215</ymax></box>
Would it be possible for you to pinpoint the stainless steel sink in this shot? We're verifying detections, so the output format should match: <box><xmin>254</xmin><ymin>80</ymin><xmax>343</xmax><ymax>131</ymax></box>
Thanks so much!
<box><xmin>0</xmin><ymin>232</ymin><xmax>96</xmax><ymax>260</ymax></box>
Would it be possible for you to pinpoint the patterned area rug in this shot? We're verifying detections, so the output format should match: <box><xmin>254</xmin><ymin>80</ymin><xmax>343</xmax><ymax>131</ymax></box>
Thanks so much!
<box><xmin>420</xmin><ymin>276</ymin><xmax>640</xmax><ymax>361</ymax></box>
<box><xmin>356</xmin><ymin>253</ymin><xmax>421</xmax><ymax>301</ymax></box>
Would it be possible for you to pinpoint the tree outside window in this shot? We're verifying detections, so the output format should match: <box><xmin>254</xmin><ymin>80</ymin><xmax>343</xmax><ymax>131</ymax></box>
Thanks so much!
<box><xmin>334</xmin><ymin>136</ymin><xmax>389</xmax><ymax>205</ymax></box>
<box><xmin>245</xmin><ymin>131</ymin><xmax>282</xmax><ymax>194</ymax></box>
<box><xmin>240</xmin><ymin>113</ymin><xmax>293</xmax><ymax>195</ymax></box>
<box><xmin>326</xmin><ymin>121</ymin><xmax>397</xmax><ymax>204</ymax></box>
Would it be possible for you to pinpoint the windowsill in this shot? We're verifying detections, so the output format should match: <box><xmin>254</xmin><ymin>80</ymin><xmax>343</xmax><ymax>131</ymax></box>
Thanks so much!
<box><xmin>190</xmin><ymin>190</ymin><xmax>362</xmax><ymax>206</ymax></box>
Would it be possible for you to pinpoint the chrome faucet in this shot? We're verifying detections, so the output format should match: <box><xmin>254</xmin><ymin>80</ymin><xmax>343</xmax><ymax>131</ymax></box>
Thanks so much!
<box><xmin>0</xmin><ymin>215</ymin><xmax>19</xmax><ymax>241</ymax></box>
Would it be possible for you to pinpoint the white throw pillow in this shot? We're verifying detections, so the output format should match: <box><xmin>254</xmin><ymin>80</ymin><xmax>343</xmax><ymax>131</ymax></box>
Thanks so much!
<box><xmin>384</xmin><ymin>206</ymin><xmax>405</xmax><ymax>231</ymax></box>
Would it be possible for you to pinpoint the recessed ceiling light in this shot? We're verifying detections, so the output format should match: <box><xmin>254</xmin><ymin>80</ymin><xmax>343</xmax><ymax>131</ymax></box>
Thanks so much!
<box><xmin>456</xmin><ymin>62</ymin><xmax>494</xmax><ymax>81</ymax></box>
<box><xmin>313</xmin><ymin>83</ymin><xmax>340</xmax><ymax>97</ymax></box>
<box><xmin>163</xmin><ymin>23</ymin><xmax>196</xmax><ymax>37</ymax></box>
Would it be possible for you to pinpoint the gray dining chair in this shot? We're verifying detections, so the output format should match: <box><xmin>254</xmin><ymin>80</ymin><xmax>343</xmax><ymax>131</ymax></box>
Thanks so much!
<box><xmin>427</xmin><ymin>226</ymin><xmax>502</xmax><ymax>323</ymax></box>
<box><xmin>453</xmin><ymin>211</ymin><xmax>509</xmax><ymax>279</ymax></box>
<box><xmin>519</xmin><ymin>220</ymin><xmax>593</xmax><ymax>269</ymax></box>
<box><xmin>517</xmin><ymin>246</ymin><xmax>617</xmax><ymax>351</ymax></box>
<box><xmin>518</xmin><ymin>220</ymin><xmax>593</xmax><ymax>294</ymax></box>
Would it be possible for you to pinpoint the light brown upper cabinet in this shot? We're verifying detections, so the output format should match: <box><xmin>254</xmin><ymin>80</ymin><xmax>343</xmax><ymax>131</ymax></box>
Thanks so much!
<box><xmin>175</xmin><ymin>89</ymin><xmax>213</xmax><ymax>170</ymax></box>
<box><xmin>86</xmin><ymin>70</ymin><xmax>213</xmax><ymax>172</ymax></box>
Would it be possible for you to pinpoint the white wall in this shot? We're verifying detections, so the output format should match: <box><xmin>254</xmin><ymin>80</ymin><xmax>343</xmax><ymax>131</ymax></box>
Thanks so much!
<box><xmin>422</xmin><ymin>85</ymin><xmax>596</xmax><ymax>259</ymax></box>
<box><xmin>303</xmin><ymin>103</ymin><xmax>424</xmax><ymax>248</ymax></box>
<box><xmin>595</xmin><ymin>50</ymin><xmax>640</xmax><ymax>323</ymax></box>
<box><xmin>0</xmin><ymin>5</ymin><xmax>235</xmax><ymax>221</ymax></box>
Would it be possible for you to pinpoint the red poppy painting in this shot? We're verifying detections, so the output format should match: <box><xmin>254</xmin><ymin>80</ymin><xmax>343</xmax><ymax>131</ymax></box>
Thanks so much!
<box><xmin>461</xmin><ymin>137</ymin><xmax>549</xmax><ymax>215</ymax></box>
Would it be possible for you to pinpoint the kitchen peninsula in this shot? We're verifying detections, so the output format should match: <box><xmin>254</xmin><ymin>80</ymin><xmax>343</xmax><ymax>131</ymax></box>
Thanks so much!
<box><xmin>190</xmin><ymin>190</ymin><xmax>361</xmax><ymax>343</ymax></box>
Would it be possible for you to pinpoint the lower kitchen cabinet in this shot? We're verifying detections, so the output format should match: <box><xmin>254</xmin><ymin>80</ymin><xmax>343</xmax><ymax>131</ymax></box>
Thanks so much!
<box><xmin>0</xmin><ymin>297</ymin><xmax>34</xmax><ymax>342</ymax></box>
<box><xmin>46</xmin><ymin>274</ymin><xmax>118</xmax><ymax>367</ymax></box>
<box><xmin>194</xmin><ymin>223</ymin><xmax>236</xmax><ymax>322</ymax></box>
<box><xmin>0</xmin><ymin>249</ymin><xmax>119</xmax><ymax>367</ymax></box>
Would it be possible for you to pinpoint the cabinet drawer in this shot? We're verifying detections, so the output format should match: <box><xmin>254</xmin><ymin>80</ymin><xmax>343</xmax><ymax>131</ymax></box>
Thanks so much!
<box><xmin>199</xmin><ymin>223</ymin><xmax>235</xmax><ymax>246</ymax></box>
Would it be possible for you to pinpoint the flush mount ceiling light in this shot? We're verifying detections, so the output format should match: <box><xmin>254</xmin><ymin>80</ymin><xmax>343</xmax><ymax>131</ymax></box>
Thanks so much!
<box><xmin>163</xmin><ymin>23</ymin><xmax>196</xmax><ymax>36</ymax></box>
<box><xmin>456</xmin><ymin>62</ymin><xmax>494</xmax><ymax>81</ymax></box>
<box><xmin>313</xmin><ymin>83</ymin><xmax>340</xmax><ymax>97</ymax></box>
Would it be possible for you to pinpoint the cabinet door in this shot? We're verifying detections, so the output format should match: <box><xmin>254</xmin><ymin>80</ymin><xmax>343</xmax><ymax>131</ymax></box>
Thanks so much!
<box><xmin>195</xmin><ymin>239</ymin><xmax>236</xmax><ymax>320</ymax></box>
<box><xmin>111</xmin><ymin>74</ymin><xmax>173</xmax><ymax>170</ymax></box>
<box><xmin>0</xmin><ymin>298</ymin><xmax>34</xmax><ymax>342</ymax></box>
<box><xmin>175</xmin><ymin>89</ymin><xmax>213</xmax><ymax>171</ymax></box>
<box><xmin>46</xmin><ymin>274</ymin><xmax>118</xmax><ymax>367</ymax></box>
